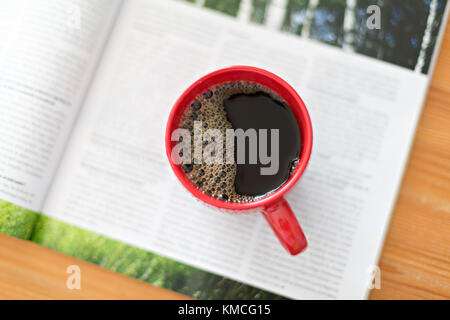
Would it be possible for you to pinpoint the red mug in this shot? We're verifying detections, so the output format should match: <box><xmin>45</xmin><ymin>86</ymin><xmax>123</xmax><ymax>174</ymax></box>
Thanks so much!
<box><xmin>165</xmin><ymin>66</ymin><xmax>313</xmax><ymax>255</ymax></box>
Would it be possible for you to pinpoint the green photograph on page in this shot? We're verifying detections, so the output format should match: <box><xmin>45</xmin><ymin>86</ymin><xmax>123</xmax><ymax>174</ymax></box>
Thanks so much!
<box><xmin>0</xmin><ymin>200</ymin><xmax>39</xmax><ymax>240</ymax></box>
<box><xmin>0</xmin><ymin>0</ymin><xmax>448</xmax><ymax>301</ymax></box>
<box><xmin>0</xmin><ymin>199</ymin><xmax>284</xmax><ymax>300</ymax></box>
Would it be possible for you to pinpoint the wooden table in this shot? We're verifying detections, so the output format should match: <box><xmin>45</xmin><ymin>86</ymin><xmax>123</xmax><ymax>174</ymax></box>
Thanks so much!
<box><xmin>1</xmin><ymin>25</ymin><xmax>449</xmax><ymax>301</ymax></box>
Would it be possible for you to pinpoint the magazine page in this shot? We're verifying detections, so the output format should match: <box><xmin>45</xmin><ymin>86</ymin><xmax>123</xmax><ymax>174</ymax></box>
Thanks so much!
<box><xmin>40</xmin><ymin>0</ymin><xmax>448</xmax><ymax>299</ymax></box>
<box><xmin>0</xmin><ymin>0</ymin><xmax>121</xmax><ymax>239</ymax></box>
<box><xmin>0</xmin><ymin>0</ymin><xmax>121</xmax><ymax>224</ymax></box>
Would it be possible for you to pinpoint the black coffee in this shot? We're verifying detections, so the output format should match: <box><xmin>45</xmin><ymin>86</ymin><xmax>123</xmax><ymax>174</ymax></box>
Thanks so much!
<box><xmin>178</xmin><ymin>81</ymin><xmax>301</xmax><ymax>202</ymax></box>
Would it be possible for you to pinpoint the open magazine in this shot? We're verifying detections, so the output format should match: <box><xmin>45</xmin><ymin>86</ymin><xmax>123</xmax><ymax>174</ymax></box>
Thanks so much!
<box><xmin>0</xmin><ymin>0</ymin><xmax>448</xmax><ymax>299</ymax></box>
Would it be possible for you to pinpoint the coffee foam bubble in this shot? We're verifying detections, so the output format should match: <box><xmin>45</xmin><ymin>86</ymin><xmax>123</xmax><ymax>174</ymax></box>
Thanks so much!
<box><xmin>178</xmin><ymin>81</ymin><xmax>287</xmax><ymax>203</ymax></box>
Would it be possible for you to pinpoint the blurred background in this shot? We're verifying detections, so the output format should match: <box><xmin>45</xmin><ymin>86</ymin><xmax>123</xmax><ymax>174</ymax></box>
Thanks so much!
<box><xmin>182</xmin><ymin>0</ymin><xmax>448</xmax><ymax>74</ymax></box>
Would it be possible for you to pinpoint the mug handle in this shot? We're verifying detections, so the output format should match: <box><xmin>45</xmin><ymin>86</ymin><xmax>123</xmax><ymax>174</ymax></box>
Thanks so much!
<box><xmin>262</xmin><ymin>197</ymin><xmax>307</xmax><ymax>255</ymax></box>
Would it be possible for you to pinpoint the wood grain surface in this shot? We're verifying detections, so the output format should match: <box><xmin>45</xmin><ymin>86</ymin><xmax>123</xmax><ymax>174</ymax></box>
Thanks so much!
<box><xmin>369</xmin><ymin>20</ymin><xmax>450</xmax><ymax>300</ymax></box>
<box><xmin>0</xmin><ymin>22</ymin><xmax>449</xmax><ymax>301</ymax></box>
